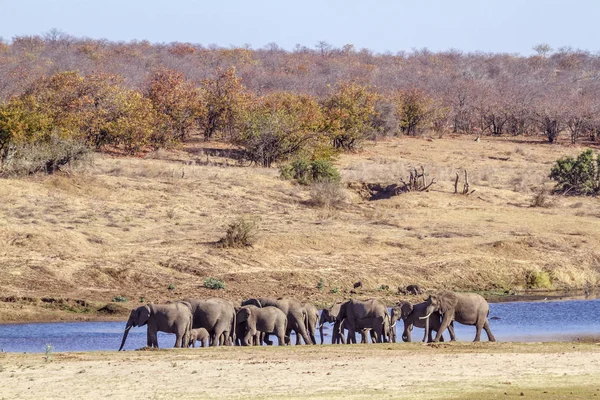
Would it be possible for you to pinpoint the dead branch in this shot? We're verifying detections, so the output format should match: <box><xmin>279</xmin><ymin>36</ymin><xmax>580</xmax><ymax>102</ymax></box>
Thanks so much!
<box><xmin>455</xmin><ymin>169</ymin><xmax>476</xmax><ymax>195</ymax></box>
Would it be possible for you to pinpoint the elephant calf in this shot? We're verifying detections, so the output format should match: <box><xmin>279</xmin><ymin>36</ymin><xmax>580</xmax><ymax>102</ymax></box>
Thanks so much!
<box><xmin>236</xmin><ymin>305</ymin><xmax>287</xmax><ymax>346</ymax></box>
<box><xmin>188</xmin><ymin>328</ymin><xmax>210</xmax><ymax>348</ymax></box>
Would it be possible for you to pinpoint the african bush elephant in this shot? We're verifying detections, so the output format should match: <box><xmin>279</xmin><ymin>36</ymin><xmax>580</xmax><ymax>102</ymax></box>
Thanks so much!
<box><xmin>333</xmin><ymin>299</ymin><xmax>389</xmax><ymax>344</ymax></box>
<box><xmin>392</xmin><ymin>301</ymin><xmax>453</xmax><ymax>342</ymax></box>
<box><xmin>185</xmin><ymin>298</ymin><xmax>236</xmax><ymax>347</ymax></box>
<box><xmin>118</xmin><ymin>301</ymin><xmax>192</xmax><ymax>351</ymax></box>
<box><xmin>304</xmin><ymin>303</ymin><xmax>319</xmax><ymax>345</ymax></box>
<box><xmin>241</xmin><ymin>297</ymin><xmax>312</xmax><ymax>345</ymax></box>
<box><xmin>236</xmin><ymin>305</ymin><xmax>287</xmax><ymax>346</ymax></box>
<box><xmin>318</xmin><ymin>302</ymin><xmax>343</xmax><ymax>344</ymax></box>
<box><xmin>187</xmin><ymin>328</ymin><xmax>210</xmax><ymax>348</ymax></box>
<box><xmin>421</xmin><ymin>291</ymin><xmax>496</xmax><ymax>342</ymax></box>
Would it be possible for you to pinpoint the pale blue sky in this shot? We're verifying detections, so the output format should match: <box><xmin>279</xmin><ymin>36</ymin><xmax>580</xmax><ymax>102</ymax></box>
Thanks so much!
<box><xmin>2</xmin><ymin>0</ymin><xmax>599</xmax><ymax>54</ymax></box>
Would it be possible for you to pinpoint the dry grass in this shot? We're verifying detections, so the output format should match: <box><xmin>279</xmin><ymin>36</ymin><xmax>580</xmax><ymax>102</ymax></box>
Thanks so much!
<box><xmin>1</xmin><ymin>136</ymin><xmax>599</xmax><ymax>320</ymax></box>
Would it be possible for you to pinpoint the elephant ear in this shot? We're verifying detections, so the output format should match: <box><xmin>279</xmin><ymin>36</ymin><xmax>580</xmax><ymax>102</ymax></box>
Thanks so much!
<box><xmin>400</xmin><ymin>302</ymin><xmax>413</xmax><ymax>319</ymax></box>
<box><xmin>237</xmin><ymin>307</ymin><xmax>250</xmax><ymax>323</ymax></box>
<box><xmin>179</xmin><ymin>301</ymin><xmax>193</xmax><ymax>312</ymax></box>
<box><xmin>438</xmin><ymin>291</ymin><xmax>459</xmax><ymax>314</ymax></box>
<box><xmin>135</xmin><ymin>305</ymin><xmax>151</xmax><ymax>326</ymax></box>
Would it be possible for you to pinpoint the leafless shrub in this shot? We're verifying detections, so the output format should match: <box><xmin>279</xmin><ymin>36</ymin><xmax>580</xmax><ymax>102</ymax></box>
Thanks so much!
<box><xmin>531</xmin><ymin>187</ymin><xmax>553</xmax><ymax>208</ymax></box>
<box><xmin>308</xmin><ymin>181</ymin><xmax>349</xmax><ymax>208</ymax></box>
<box><xmin>216</xmin><ymin>217</ymin><xmax>258</xmax><ymax>248</ymax></box>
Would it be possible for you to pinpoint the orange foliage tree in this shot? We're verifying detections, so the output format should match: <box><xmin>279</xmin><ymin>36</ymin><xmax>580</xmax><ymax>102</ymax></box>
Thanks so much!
<box><xmin>145</xmin><ymin>68</ymin><xmax>205</xmax><ymax>144</ymax></box>
<box><xmin>321</xmin><ymin>81</ymin><xmax>379</xmax><ymax>151</ymax></box>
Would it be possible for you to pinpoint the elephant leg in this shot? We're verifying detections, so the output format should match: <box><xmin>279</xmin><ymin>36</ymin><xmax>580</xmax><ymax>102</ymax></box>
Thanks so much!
<box><xmin>434</xmin><ymin>313</ymin><xmax>453</xmax><ymax>342</ymax></box>
<box><xmin>174</xmin><ymin>334</ymin><xmax>182</xmax><ymax>348</ymax></box>
<box><xmin>276</xmin><ymin>331</ymin><xmax>286</xmax><ymax>346</ymax></box>
<box><xmin>483</xmin><ymin>320</ymin><xmax>496</xmax><ymax>342</ymax></box>
<box><xmin>447</xmin><ymin>322</ymin><xmax>456</xmax><ymax>341</ymax></box>
<box><xmin>474</xmin><ymin>321</ymin><xmax>483</xmax><ymax>342</ymax></box>
<box><xmin>264</xmin><ymin>333</ymin><xmax>274</xmax><ymax>346</ymax></box>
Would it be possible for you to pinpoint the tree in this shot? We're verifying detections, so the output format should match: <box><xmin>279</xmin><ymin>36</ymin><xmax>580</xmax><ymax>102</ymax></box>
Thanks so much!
<box><xmin>145</xmin><ymin>68</ymin><xmax>205</xmax><ymax>144</ymax></box>
<box><xmin>234</xmin><ymin>91</ymin><xmax>323</xmax><ymax>167</ymax></box>
<box><xmin>394</xmin><ymin>88</ymin><xmax>437</xmax><ymax>136</ymax></box>
<box><xmin>199</xmin><ymin>67</ymin><xmax>250</xmax><ymax>141</ymax></box>
<box><xmin>322</xmin><ymin>81</ymin><xmax>378</xmax><ymax>151</ymax></box>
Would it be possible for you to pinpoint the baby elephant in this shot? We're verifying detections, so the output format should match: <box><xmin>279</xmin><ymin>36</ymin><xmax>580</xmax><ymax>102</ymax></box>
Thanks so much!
<box><xmin>236</xmin><ymin>305</ymin><xmax>287</xmax><ymax>346</ymax></box>
<box><xmin>188</xmin><ymin>327</ymin><xmax>210</xmax><ymax>348</ymax></box>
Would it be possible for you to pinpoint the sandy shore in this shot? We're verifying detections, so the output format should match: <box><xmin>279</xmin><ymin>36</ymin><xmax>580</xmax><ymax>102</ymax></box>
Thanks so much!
<box><xmin>1</xmin><ymin>342</ymin><xmax>599</xmax><ymax>399</ymax></box>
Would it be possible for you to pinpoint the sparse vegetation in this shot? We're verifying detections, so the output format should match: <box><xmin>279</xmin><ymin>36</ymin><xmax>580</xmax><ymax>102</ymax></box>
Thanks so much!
<box><xmin>280</xmin><ymin>158</ymin><xmax>340</xmax><ymax>185</ymax></box>
<box><xmin>111</xmin><ymin>295</ymin><xmax>128</xmax><ymax>303</ymax></box>
<box><xmin>550</xmin><ymin>149</ymin><xmax>599</xmax><ymax>195</ymax></box>
<box><xmin>531</xmin><ymin>187</ymin><xmax>552</xmax><ymax>208</ymax></box>
<box><xmin>167</xmin><ymin>283</ymin><xmax>176</xmax><ymax>291</ymax></box>
<box><xmin>316</xmin><ymin>278</ymin><xmax>325</xmax><ymax>291</ymax></box>
<box><xmin>203</xmin><ymin>277</ymin><xmax>226</xmax><ymax>290</ymax></box>
<box><xmin>308</xmin><ymin>181</ymin><xmax>348</xmax><ymax>208</ymax></box>
<box><xmin>217</xmin><ymin>217</ymin><xmax>258</xmax><ymax>248</ymax></box>
<box><xmin>525</xmin><ymin>270</ymin><xmax>553</xmax><ymax>289</ymax></box>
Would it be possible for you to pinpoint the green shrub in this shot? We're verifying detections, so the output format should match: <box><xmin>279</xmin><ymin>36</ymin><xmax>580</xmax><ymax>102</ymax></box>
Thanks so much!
<box><xmin>217</xmin><ymin>217</ymin><xmax>258</xmax><ymax>248</ymax></box>
<box><xmin>550</xmin><ymin>149</ymin><xmax>599</xmax><ymax>195</ymax></box>
<box><xmin>112</xmin><ymin>295</ymin><xmax>128</xmax><ymax>303</ymax></box>
<box><xmin>167</xmin><ymin>283</ymin><xmax>176</xmax><ymax>291</ymax></box>
<box><xmin>204</xmin><ymin>277</ymin><xmax>226</xmax><ymax>290</ymax></box>
<box><xmin>280</xmin><ymin>158</ymin><xmax>340</xmax><ymax>185</ymax></box>
<box><xmin>316</xmin><ymin>278</ymin><xmax>325</xmax><ymax>291</ymax></box>
<box><xmin>330</xmin><ymin>287</ymin><xmax>339</xmax><ymax>294</ymax></box>
<box><xmin>525</xmin><ymin>270</ymin><xmax>552</xmax><ymax>289</ymax></box>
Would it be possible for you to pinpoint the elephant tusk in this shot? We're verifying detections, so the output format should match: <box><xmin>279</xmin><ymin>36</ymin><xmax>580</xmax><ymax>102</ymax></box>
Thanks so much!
<box><xmin>419</xmin><ymin>312</ymin><xmax>433</xmax><ymax>320</ymax></box>
<box><xmin>390</xmin><ymin>321</ymin><xmax>397</xmax><ymax>328</ymax></box>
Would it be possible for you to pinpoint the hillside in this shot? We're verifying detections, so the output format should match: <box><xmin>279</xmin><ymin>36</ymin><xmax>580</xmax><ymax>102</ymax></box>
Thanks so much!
<box><xmin>1</xmin><ymin>135</ymin><xmax>599</xmax><ymax>321</ymax></box>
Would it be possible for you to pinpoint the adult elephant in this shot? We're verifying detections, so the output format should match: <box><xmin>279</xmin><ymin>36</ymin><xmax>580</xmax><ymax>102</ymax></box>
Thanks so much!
<box><xmin>236</xmin><ymin>305</ymin><xmax>287</xmax><ymax>346</ymax></box>
<box><xmin>318</xmin><ymin>302</ymin><xmax>343</xmax><ymax>344</ymax></box>
<box><xmin>392</xmin><ymin>301</ymin><xmax>453</xmax><ymax>342</ymax></box>
<box><xmin>241</xmin><ymin>297</ymin><xmax>312</xmax><ymax>345</ymax></box>
<box><xmin>304</xmin><ymin>302</ymin><xmax>319</xmax><ymax>345</ymax></box>
<box><xmin>185</xmin><ymin>298</ymin><xmax>236</xmax><ymax>347</ymax></box>
<box><xmin>421</xmin><ymin>291</ymin><xmax>496</xmax><ymax>342</ymax></box>
<box><xmin>118</xmin><ymin>302</ymin><xmax>192</xmax><ymax>351</ymax></box>
<box><xmin>333</xmin><ymin>299</ymin><xmax>389</xmax><ymax>344</ymax></box>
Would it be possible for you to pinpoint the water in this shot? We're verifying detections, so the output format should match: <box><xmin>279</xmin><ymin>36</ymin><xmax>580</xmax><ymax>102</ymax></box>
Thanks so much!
<box><xmin>0</xmin><ymin>299</ymin><xmax>598</xmax><ymax>353</ymax></box>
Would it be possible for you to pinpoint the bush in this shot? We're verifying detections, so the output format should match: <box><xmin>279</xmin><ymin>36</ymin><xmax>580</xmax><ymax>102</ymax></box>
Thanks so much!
<box><xmin>308</xmin><ymin>181</ymin><xmax>348</xmax><ymax>208</ymax></box>
<box><xmin>112</xmin><ymin>295</ymin><xmax>128</xmax><ymax>303</ymax></box>
<box><xmin>204</xmin><ymin>277</ymin><xmax>226</xmax><ymax>290</ymax></box>
<box><xmin>280</xmin><ymin>158</ymin><xmax>340</xmax><ymax>185</ymax></box>
<box><xmin>0</xmin><ymin>136</ymin><xmax>91</xmax><ymax>176</ymax></box>
<box><xmin>550</xmin><ymin>149</ymin><xmax>599</xmax><ymax>195</ymax></box>
<box><xmin>525</xmin><ymin>270</ymin><xmax>552</xmax><ymax>289</ymax></box>
<box><xmin>530</xmin><ymin>187</ymin><xmax>552</xmax><ymax>208</ymax></box>
<box><xmin>217</xmin><ymin>217</ymin><xmax>258</xmax><ymax>248</ymax></box>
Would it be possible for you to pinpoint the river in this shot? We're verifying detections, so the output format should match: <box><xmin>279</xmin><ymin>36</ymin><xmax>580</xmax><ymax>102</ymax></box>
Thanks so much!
<box><xmin>0</xmin><ymin>298</ymin><xmax>598</xmax><ymax>352</ymax></box>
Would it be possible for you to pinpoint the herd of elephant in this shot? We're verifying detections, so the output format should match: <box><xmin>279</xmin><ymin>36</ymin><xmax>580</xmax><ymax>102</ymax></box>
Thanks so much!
<box><xmin>118</xmin><ymin>291</ymin><xmax>496</xmax><ymax>350</ymax></box>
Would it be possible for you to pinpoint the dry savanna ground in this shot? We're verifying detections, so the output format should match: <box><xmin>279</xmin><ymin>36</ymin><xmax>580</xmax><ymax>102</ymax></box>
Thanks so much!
<box><xmin>1</xmin><ymin>135</ymin><xmax>600</xmax><ymax>321</ymax></box>
<box><xmin>0</xmin><ymin>342</ymin><xmax>599</xmax><ymax>399</ymax></box>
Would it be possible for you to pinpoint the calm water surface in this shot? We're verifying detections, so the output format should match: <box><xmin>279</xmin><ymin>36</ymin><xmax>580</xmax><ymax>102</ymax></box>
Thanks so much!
<box><xmin>0</xmin><ymin>299</ymin><xmax>598</xmax><ymax>353</ymax></box>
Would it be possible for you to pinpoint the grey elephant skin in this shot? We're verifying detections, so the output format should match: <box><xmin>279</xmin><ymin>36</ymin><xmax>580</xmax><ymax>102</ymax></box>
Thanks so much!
<box><xmin>118</xmin><ymin>301</ymin><xmax>193</xmax><ymax>351</ymax></box>
<box><xmin>333</xmin><ymin>299</ymin><xmax>389</xmax><ymax>344</ymax></box>
<box><xmin>236</xmin><ymin>305</ymin><xmax>287</xmax><ymax>345</ymax></box>
<box><xmin>319</xmin><ymin>302</ymin><xmax>343</xmax><ymax>344</ymax></box>
<box><xmin>185</xmin><ymin>298</ymin><xmax>236</xmax><ymax>346</ymax></box>
<box><xmin>304</xmin><ymin>302</ymin><xmax>319</xmax><ymax>345</ymax></box>
<box><xmin>422</xmin><ymin>291</ymin><xmax>496</xmax><ymax>342</ymax></box>
<box><xmin>392</xmin><ymin>301</ymin><xmax>452</xmax><ymax>342</ymax></box>
<box><xmin>188</xmin><ymin>328</ymin><xmax>210</xmax><ymax>348</ymax></box>
<box><xmin>242</xmin><ymin>297</ymin><xmax>312</xmax><ymax>345</ymax></box>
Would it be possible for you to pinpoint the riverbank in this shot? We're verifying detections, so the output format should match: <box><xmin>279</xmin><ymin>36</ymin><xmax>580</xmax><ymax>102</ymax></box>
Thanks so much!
<box><xmin>1</xmin><ymin>342</ymin><xmax>599</xmax><ymax>399</ymax></box>
<box><xmin>2</xmin><ymin>136</ymin><xmax>600</xmax><ymax>324</ymax></box>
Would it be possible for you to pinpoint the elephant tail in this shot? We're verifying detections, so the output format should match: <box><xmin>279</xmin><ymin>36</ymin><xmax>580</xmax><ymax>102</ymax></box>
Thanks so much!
<box><xmin>184</xmin><ymin>312</ymin><xmax>193</xmax><ymax>348</ymax></box>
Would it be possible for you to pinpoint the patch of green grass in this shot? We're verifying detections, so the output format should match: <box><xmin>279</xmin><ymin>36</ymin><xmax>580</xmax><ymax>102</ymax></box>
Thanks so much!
<box><xmin>525</xmin><ymin>270</ymin><xmax>552</xmax><ymax>289</ymax></box>
<box><xmin>112</xmin><ymin>295</ymin><xmax>128</xmax><ymax>303</ymax></box>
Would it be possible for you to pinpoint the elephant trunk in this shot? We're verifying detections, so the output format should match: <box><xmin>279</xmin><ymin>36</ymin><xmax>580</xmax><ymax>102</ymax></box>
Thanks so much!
<box><xmin>118</xmin><ymin>323</ymin><xmax>133</xmax><ymax>351</ymax></box>
<box><xmin>423</xmin><ymin>314</ymin><xmax>429</xmax><ymax>343</ymax></box>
